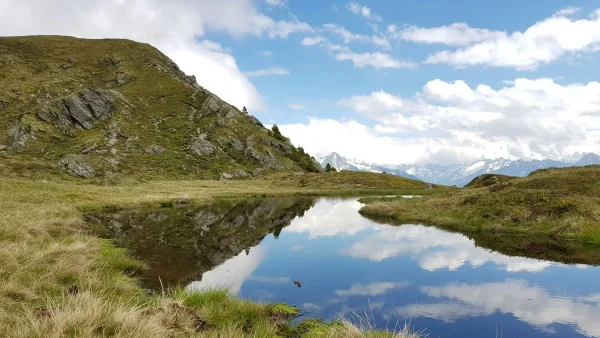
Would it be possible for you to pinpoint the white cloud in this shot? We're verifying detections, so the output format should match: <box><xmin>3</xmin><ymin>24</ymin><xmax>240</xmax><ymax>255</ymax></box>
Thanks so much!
<box><xmin>288</xmin><ymin>104</ymin><xmax>305</xmax><ymax>110</ymax></box>
<box><xmin>336</xmin><ymin>51</ymin><xmax>416</xmax><ymax>69</ymax></box>
<box><xmin>246</xmin><ymin>67</ymin><xmax>290</xmax><ymax>77</ymax></box>
<box><xmin>0</xmin><ymin>0</ymin><xmax>313</xmax><ymax>111</ymax></box>
<box><xmin>301</xmin><ymin>36</ymin><xmax>327</xmax><ymax>46</ymax></box>
<box><xmin>323</xmin><ymin>23</ymin><xmax>391</xmax><ymax>49</ymax></box>
<box><xmin>418</xmin><ymin>9</ymin><xmax>600</xmax><ymax>69</ymax></box>
<box><xmin>264</xmin><ymin>0</ymin><xmax>286</xmax><ymax>7</ymax></box>
<box><xmin>260</xmin><ymin>50</ymin><xmax>273</xmax><ymax>56</ymax></box>
<box><xmin>397</xmin><ymin>22</ymin><xmax>504</xmax><ymax>46</ymax></box>
<box><xmin>396</xmin><ymin>280</ymin><xmax>600</xmax><ymax>337</ymax></box>
<box><xmin>555</xmin><ymin>6</ymin><xmax>580</xmax><ymax>16</ymax></box>
<box><xmin>291</xmin><ymin>78</ymin><xmax>600</xmax><ymax>164</ymax></box>
<box><xmin>347</xmin><ymin>2</ymin><xmax>382</xmax><ymax>21</ymax></box>
<box><xmin>335</xmin><ymin>282</ymin><xmax>409</xmax><ymax>297</ymax></box>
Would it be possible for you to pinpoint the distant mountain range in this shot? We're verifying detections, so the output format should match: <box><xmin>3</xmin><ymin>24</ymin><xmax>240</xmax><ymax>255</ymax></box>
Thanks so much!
<box><xmin>320</xmin><ymin>152</ymin><xmax>600</xmax><ymax>187</ymax></box>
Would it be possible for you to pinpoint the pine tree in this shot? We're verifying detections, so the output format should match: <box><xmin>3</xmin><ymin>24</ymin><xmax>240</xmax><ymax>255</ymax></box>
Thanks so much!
<box><xmin>325</xmin><ymin>163</ymin><xmax>336</xmax><ymax>172</ymax></box>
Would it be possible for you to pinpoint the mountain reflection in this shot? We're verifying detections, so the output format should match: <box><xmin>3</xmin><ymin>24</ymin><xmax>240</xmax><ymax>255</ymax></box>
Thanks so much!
<box><xmin>86</xmin><ymin>197</ymin><xmax>315</xmax><ymax>289</ymax></box>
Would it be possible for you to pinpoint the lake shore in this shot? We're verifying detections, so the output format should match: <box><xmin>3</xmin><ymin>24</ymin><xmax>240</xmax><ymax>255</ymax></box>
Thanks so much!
<box><xmin>359</xmin><ymin>166</ymin><xmax>600</xmax><ymax>245</ymax></box>
<box><xmin>0</xmin><ymin>172</ymin><xmax>433</xmax><ymax>337</ymax></box>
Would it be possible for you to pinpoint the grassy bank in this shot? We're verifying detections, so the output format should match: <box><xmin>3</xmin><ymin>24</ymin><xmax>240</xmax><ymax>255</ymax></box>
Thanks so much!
<box><xmin>0</xmin><ymin>171</ymin><xmax>433</xmax><ymax>337</ymax></box>
<box><xmin>359</xmin><ymin>166</ymin><xmax>600</xmax><ymax>245</ymax></box>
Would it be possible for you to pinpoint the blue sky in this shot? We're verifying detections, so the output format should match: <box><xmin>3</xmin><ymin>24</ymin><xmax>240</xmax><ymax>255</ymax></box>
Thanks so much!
<box><xmin>3</xmin><ymin>0</ymin><xmax>600</xmax><ymax>165</ymax></box>
<box><xmin>232</xmin><ymin>0</ymin><xmax>600</xmax><ymax>123</ymax></box>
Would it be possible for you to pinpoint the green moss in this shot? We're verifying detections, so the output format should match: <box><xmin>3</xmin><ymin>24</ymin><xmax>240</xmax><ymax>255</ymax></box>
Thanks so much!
<box><xmin>99</xmin><ymin>239</ymin><xmax>145</xmax><ymax>275</ymax></box>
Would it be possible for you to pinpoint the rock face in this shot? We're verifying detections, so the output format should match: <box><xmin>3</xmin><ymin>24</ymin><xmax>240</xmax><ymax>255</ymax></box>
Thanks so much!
<box><xmin>0</xmin><ymin>36</ymin><xmax>324</xmax><ymax>179</ymax></box>
<box><xmin>60</xmin><ymin>88</ymin><xmax>122</xmax><ymax>129</ymax></box>
<box><xmin>59</xmin><ymin>154</ymin><xmax>95</xmax><ymax>178</ymax></box>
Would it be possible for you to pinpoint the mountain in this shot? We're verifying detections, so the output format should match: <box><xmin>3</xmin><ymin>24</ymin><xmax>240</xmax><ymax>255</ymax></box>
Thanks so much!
<box><xmin>0</xmin><ymin>36</ymin><xmax>322</xmax><ymax>180</ymax></box>
<box><xmin>321</xmin><ymin>152</ymin><xmax>599</xmax><ymax>187</ymax></box>
<box><xmin>575</xmin><ymin>153</ymin><xmax>600</xmax><ymax>166</ymax></box>
<box><xmin>320</xmin><ymin>152</ymin><xmax>420</xmax><ymax>181</ymax></box>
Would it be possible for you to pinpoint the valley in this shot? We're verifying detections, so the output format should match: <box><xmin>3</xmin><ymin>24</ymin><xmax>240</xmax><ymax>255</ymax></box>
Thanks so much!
<box><xmin>1</xmin><ymin>35</ymin><xmax>599</xmax><ymax>338</ymax></box>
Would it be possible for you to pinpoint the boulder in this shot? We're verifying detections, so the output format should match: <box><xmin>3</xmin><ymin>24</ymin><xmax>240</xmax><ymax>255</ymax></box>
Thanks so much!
<box><xmin>8</xmin><ymin>123</ymin><xmax>30</xmax><ymax>149</ymax></box>
<box><xmin>59</xmin><ymin>154</ymin><xmax>95</xmax><ymax>178</ymax></box>
<box><xmin>0</xmin><ymin>144</ymin><xmax>6</xmax><ymax>151</ymax></box>
<box><xmin>233</xmin><ymin>169</ymin><xmax>248</xmax><ymax>177</ymax></box>
<box><xmin>202</xmin><ymin>95</ymin><xmax>222</xmax><ymax>115</ymax></box>
<box><xmin>145</xmin><ymin>145</ymin><xmax>165</xmax><ymax>155</ymax></box>
<box><xmin>252</xmin><ymin>167</ymin><xmax>266</xmax><ymax>176</ymax></box>
<box><xmin>228</xmin><ymin>137</ymin><xmax>244</xmax><ymax>151</ymax></box>
<box><xmin>219</xmin><ymin>172</ymin><xmax>233</xmax><ymax>180</ymax></box>
<box><xmin>189</xmin><ymin>138</ymin><xmax>215</xmax><ymax>156</ymax></box>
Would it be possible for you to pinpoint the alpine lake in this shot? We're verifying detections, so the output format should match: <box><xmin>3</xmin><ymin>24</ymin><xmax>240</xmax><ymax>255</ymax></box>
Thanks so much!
<box><xmin>86</xmin><ymin>197</ymin><xmax>600</xmax><ymax>338</ymax></box>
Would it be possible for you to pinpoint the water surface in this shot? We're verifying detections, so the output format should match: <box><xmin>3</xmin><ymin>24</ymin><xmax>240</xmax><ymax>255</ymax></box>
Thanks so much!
<box><xmin>87</xmin><ymin>198</ymin><xmax>600</xmax><ymax>338</ymax></box>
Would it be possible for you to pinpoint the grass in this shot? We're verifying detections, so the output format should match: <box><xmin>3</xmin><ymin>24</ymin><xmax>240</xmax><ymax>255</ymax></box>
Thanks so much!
<box><xmin>0</xmin><ymin>171</ymin><xmax>434</xmax><ymax>337</ymax></box>
<box><xmin>0</xmin><ymin>35</ymin><xmax>321</xmax><ymax>180</ymax></box>
<box><xmin>360</xmin><ymin>166</ymin><xmax>600</xmax><ymax>246</ymax></box>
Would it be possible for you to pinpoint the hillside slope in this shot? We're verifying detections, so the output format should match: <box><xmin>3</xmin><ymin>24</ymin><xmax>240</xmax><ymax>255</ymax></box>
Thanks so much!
<box><xmin>360</xmin><ymin>166</ymin><xmax>600</xmax><ymax>243</ymax></box>
<box><xmin>0</xmin><ymin>36</ymin><xmax>322</xmax><ymax>180</ymax></box>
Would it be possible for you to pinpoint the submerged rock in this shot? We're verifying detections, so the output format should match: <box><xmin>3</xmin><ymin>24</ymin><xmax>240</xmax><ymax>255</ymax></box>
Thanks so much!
<box><xmin>59</xmin><ymin>154</ymin><xmax>95</xmax><ymax>178</ymax></box>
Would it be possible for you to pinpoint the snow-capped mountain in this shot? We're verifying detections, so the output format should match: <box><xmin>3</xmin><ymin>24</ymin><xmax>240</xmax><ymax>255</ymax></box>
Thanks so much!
<box><xmin>320</xmin><ymin>152</ymin><xmax>600</xmax><ymax>187</ymax></box>
<box><xmin>575</xmin><ymin>153</ymin><xmax>600</xmax><ymax>166</ymax></box>
<box><xmin>320</xmin><ymin>153</ymin><xmax>420</xmax><ymax>181</ymax></box>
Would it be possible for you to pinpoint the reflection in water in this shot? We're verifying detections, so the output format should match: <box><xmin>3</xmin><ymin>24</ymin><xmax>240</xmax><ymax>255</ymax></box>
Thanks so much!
<box><xmin>396</xmin><ymin>280</ymin><xmax>600</xmax><ymax>337</ymax></box>
<box><xmin>342</xmin><ymin>225</ymin><xmax>555</xmax><ymax>272</ymax></box>
<box><xmin>88</xmin><ymin>198</ymin><xmax>600</xmax><ymax>338</ymax></box>
<box><xmin>86</xmin><ymin>197</ymin><xmax>315</xmax><ymax>289</ymax></box>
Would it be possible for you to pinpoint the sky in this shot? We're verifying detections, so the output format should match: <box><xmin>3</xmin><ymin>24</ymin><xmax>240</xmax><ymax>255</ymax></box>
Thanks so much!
<box><xmin>2</xmin><ymin>0</ymin><xmax>600</xmax><ymax>165</ymax></box>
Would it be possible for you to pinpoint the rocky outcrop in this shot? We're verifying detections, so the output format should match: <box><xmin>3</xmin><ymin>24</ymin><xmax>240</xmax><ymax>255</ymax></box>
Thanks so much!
<box><xmin>145</xmin><ymin>145</ymin><xmax>165</xmax><ymax>155</ymax></box>
<box><xmin>8</xmin><ymin>122</ymin><xmax>31</xmax><ymax>149</ymax></box>
<box><xmin>219</xmin><ymin>172</ymin><xmax>233</xmax><ymax>180</ymax></box>
<box><xmin>219</xmin><ymin>169</ymin><xmax>249</xmax><ymax>180</ymax></box>
<box><xmin>227</xmin><ymin>137</ymin><xmax>244</xmax><ymax>151</ymax></box>
<box><xmin>189</xmin><ymin>136</ymin><xmax>216</xmax><ymax>156</ymax></box>
<box><xmin>60</xmin><ymin>88</ymin><xmax>123</xmax><ymax>129</ymax></box>
<box><xmin>59</xmin><ymin>154</ymin><xmax>95</xmax><ymax>178</ymax></box>
<box><xmin>262</xmin><ymin>138</ymin><xmax>292</xmax><ymax>153</ymax></box>
<box><xmin>248</xmin><ymin>116</ymin><xmax>263</xmax><ymax>127</ymax></box>
<box><xmin>36</xmin><ymin>108</ymin><xmax>75</xmax><ymax>137</ymax></box>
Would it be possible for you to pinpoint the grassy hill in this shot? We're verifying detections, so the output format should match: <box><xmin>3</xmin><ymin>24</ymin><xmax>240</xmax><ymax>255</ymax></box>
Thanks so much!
<box><xmin>360</xmin><ymin>165</ymin><xmax>600</xmax><ymax>244</ymax></box>
<box><xmin>464</xmin><ymin>173</ymin><xmax>517</xmax><ymax>188</ymax></box>
<box><xmin>0</xmin><ymin>35</ymin><xmax>322</xmax><ymax>180</ymax></box>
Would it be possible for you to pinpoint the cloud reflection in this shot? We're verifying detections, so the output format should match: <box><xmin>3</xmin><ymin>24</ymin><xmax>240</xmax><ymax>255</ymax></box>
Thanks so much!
<box><xmin>284</xmin><ymin>199</ymin><xmax>379</xmax><ymax>238</ymax></box>
<box><xmin>188</xmin><ymin>246</ymin><xmax>266</xmax><ymax>294</ymax></box>
<box><xmin>343</xmin><ymin>224</ymin><xmax>554</xmax><ymax>272</ymax></box>
<box><xmin>396</xmin><ymin>280</ymin><xmax>600</xmax><ymax>337</ymax></box>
